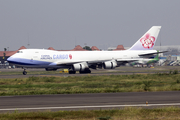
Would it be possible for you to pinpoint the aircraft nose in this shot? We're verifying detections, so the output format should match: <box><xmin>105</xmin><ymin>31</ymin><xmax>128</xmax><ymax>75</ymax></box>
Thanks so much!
<box><xmin>7</xmin><ymin>57</ymin><xmax>12</xmax><ymax>62</ymax></box>
<box><xmin>7</xmin><ymin>57</ymin><xmax>14</xmax><ymax>63</ymax></box>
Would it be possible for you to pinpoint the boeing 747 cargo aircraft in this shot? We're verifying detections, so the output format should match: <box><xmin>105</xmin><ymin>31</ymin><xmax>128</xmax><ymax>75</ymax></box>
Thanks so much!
<box><xmin>8</xmin><ymin>26</ymin><xmax>162</xmax><ymax>75</ymax></box>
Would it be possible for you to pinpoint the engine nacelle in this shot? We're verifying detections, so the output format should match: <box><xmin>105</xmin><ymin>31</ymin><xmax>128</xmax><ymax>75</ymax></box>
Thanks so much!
<box><xmin>45</xmin><ymin>68</ymin><xmax>57</xmax><ymax>71</ymax></box>
<box><xmin>72</xmin><ymin>62</ymin><xmax>88</xmax><ymax>71</ymax></box>
<box><xmin>103</xmin><ymin>61</ymin><xmax>117</xmax><ymax>69</ymax></box>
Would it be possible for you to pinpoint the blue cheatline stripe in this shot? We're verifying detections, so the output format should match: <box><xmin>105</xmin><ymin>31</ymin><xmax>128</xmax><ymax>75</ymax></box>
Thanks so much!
<box><xmin>7</xmin><ymin>57</ymin><xmax>52</xmax><ymax>66</ymax></box>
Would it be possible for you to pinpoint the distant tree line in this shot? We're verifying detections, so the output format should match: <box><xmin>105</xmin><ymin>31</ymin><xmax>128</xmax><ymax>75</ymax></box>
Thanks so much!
<box><xmin>83</xmin><ymin>46</ymin><xmax>92</xmax><ymax>50</ymax></box>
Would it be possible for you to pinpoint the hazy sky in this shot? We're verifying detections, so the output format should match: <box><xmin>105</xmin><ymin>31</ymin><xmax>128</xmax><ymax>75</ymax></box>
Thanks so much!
<box><xmin>0</xmin><ymin>0</ymin><xmax>180</xmax><ymax>50</ymax></box>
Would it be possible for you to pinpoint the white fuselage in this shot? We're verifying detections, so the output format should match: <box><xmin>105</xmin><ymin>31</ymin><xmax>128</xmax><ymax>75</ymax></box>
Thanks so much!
<box><xmin>8</xmin><ymin>49</ymin><xmax>157</xmax><ymax>69</ymax></box>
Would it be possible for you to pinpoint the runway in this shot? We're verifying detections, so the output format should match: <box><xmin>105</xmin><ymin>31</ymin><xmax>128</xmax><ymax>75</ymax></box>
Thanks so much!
<box><xmin>0</xmin><ymin>91</ymin><xmax>180</xmax><ymax>112</ymax></box>
<box><xmin>1</xmin><ymin>66</ymin><xmax>180</xmax><ymax>78</ymax></box>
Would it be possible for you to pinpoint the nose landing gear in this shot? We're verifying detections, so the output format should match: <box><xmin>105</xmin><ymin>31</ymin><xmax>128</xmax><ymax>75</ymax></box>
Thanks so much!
<box><xmin>23</xmin><ymin>69</ymin><xmax>27</xmax><ymax>75</ymax></box>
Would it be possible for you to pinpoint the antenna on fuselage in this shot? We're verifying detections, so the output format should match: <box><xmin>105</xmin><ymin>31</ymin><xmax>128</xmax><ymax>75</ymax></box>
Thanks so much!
<box><xmin>27</xmin><ymin>33</ymin><xmax>30</xmax><ymax>48</ymax></box>
<box><xmin>75</xmin><ymin>37</ymin><xmax>77</xmax><ymax>47</ymax></box>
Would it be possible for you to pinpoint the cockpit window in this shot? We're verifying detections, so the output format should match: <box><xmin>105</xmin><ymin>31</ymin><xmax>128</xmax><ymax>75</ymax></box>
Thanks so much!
<box><xmin>17</xmin><ymin>51</ymin><xmax>23</xmax><ymax>53</ymax></box>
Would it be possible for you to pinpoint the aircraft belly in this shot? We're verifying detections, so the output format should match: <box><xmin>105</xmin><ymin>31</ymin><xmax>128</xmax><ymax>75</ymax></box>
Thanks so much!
<box><xmin>8</xmin><ymin>57</ymin><xmax>50</xmax><ymax>66</ymax></box>
<box><xmin>8</xmin><ymin>57</ymin><xmax>71</xmax><ymax>69</ymax></box>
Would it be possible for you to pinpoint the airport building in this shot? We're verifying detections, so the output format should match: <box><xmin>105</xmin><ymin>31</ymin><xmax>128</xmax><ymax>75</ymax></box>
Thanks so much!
<box><xmin>108</xmin><ymin>45</ymin><xmax>126</xmax><ymax>51</ymax></box>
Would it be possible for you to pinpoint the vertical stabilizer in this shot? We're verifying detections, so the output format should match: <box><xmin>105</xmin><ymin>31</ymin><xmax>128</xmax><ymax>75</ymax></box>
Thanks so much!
<box><xmin>129</xmin><ymin>26</ymin><xmax>161</xmax><ymax>50</ymax></box>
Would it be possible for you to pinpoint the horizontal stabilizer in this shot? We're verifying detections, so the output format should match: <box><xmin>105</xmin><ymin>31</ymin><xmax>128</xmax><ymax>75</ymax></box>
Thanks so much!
<box><xmin>138</xmin><ymin>51</ymin><xmax>168</xmax><ymax>56</ymax></box>
<box><xmin>116</xmin><ymin>58</ymin><xmax>140</xmax><ymax>62</ymax></box>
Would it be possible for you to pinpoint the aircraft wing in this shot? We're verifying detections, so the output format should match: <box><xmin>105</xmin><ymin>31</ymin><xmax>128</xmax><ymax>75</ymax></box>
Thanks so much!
<box><xmin>49</xmin><ymin>60</ymin><xmax>84</xmax><ymax>66</ymax></box>
<box><xmin>49</xmin><ymin>58</ymin><xmax>141</xmax><ymax>66</ymax></box>
<box><xmin>49</xmin><ymin>54</ymin><xmax>164</xmax><ymax>66</ymax></box>
<box><xmin>49</xmin><ymin>59</ymin><xmax>111</xmax><ymax>66</ymax></box>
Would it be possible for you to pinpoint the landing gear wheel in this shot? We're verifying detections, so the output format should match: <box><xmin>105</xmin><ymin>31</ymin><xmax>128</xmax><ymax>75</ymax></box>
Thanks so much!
<box><xmin>69</xmin><ymin>71</ymin><xmax>76</xmax><ymax>74</ymax></box>
<box><xmin>88</xmin><ymin>70</ymin><xmax>91</xmax><ymax>73</ymax></box>
<box><xmin>79</xmin><ymin>69</ymin><xmax>91</xmax><ymax>74</ymax></box>
<box><xmin>23</xmin><ymin>71</ymin><xmax>27</xmax><ymax>75</ymax></box>
<box><xmin>23</xmin><ymin>69</ymin><xmax>27</xmax><ymax>75</ymax></box>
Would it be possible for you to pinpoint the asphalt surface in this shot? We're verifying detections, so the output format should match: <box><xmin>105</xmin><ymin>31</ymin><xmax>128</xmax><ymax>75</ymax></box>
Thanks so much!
<box><xmin>0</xmin><ymin>91</ymin><xmax>180</xmax><ymax>112</ymax></box>
<box><xmin>0</xmin><ymin>66</ymin><xmax>180</xmax><ymax>78</ymax></box>
<box><xmin>0</xmin><ymin>66</ymin><xmax>180</xmax><ymax>112</ymax></box>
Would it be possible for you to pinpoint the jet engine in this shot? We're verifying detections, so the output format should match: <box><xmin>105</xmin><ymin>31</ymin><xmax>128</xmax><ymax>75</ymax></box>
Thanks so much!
<box><xmin>72</xmin><ymin>62</ymin><xmax>89</xmax><ymax>71</ymax></box>
<box><xmin>103</xmin><ymin>61</ymin><xmax>117</xmax><ymax>69</ymax></box>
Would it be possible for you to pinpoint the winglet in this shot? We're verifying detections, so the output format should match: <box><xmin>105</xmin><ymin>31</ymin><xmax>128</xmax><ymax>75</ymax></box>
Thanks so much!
<box><xmin>129</xmin><ymin>26</ymin><xmax>161</xmax><ymax>50</ymax></box>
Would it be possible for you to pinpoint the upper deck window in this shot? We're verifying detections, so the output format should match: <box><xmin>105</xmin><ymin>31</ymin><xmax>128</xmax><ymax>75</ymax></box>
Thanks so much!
<box><xmin>17</xmin><ymin>51</ymin><xmax>23</xmax><ymax>53</ymax></box>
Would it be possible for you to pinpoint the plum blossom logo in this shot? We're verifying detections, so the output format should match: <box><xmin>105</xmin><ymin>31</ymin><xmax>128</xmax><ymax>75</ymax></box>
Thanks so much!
<box><xmin>140</xmin><ymin>33</ymin><xmax>155</xmax><ymax>49</ymax></box>
<box><xmin>69</xmin><ymin>54</ymin><xmax>72</xmax><ymax>59</ymax></box>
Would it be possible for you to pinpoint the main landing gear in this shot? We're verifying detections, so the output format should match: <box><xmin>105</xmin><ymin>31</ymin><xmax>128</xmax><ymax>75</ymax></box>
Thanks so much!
<box><xmin>68</xmin><ymin>69</ymin><xmax>91</xmax><ymax>74</ymax></box>
<box><xmin>79</xmin><ymin>69</ymin><xmax>91</xmax><ymax>74</ymax></box>
<box><xmin>69</xmin><ymin>71</ymin><xmax>76</xmax><ymax>74</ymax></box>
<box><xmin>23</xmin><ymin>69</ymin><xmax>27</xmax><ymax>75</ymax></box>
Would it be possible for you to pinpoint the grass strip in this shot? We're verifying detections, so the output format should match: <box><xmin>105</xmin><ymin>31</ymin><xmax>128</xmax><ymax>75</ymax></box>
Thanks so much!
<box><xmin>0</xmin><ymin>107</ymin><xmax>180</xmax><ymax>120</ymax></box>
<box><xmin>0</xmin><ymin>70</ymin><xmax>180</xmax><ymax>96</ymax></box>
<box><xmin>0</xmin><ymin>70</ymin><xmax>61</xmax><ymax>75</ymax></box>
<box><xmin>0</xmin><ymin>66</ymin><xmax>180</xmax><ymax>75</ymax></box>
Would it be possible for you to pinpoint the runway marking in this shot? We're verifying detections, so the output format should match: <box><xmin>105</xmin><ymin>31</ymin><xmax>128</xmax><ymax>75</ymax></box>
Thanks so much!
<box><xmin>1</xmin><ymin>103</ymin><xmax>180</xmax><ymax>111</ymax></box>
